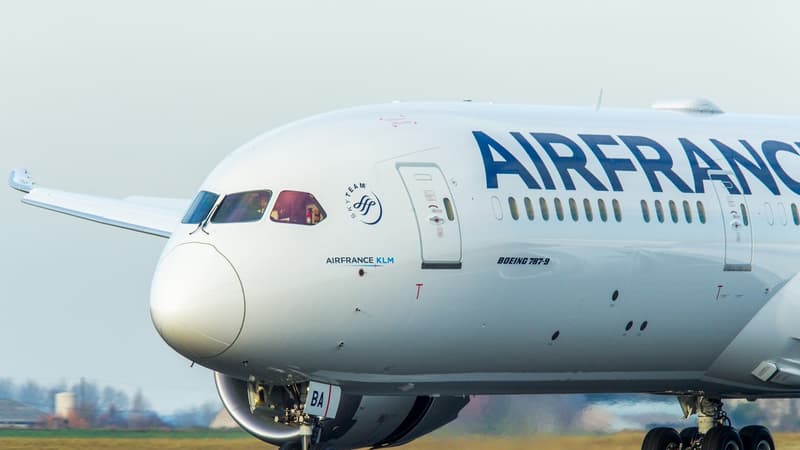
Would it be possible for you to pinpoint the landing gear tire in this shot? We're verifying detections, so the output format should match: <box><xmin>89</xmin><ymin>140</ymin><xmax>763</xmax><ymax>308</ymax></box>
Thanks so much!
<box><xmin>739</xmin><ymin>425</ymin><xmax>774</xmax><ymax>450</ymax></box>
<box><xmin>641</xmin><ymin>427</ymin><xmax>681</xmax><ymax>450</ymax></box>
<box><xmin>680</xmin><ymin>426</ymin><xmax>699</xmax><ymax>448</ymax></box>
<box><xmin>701</xmin><ymin>426</ymin><xmax>743</xmax><ymax>450</ymax></box>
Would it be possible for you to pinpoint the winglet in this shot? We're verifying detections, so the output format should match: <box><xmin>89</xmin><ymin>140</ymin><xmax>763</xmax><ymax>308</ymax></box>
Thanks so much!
<box><xmin>9</xmin><ymin>168</ymin><xmax>34</xmax><ymax>193</ymax></box>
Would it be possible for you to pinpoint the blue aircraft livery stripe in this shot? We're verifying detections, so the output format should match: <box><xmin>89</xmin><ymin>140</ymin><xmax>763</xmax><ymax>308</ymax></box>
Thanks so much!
<box><xmin>473</xmin><ymin>131</ymin><xmax>800</xmax><ymax>195</ymax></box>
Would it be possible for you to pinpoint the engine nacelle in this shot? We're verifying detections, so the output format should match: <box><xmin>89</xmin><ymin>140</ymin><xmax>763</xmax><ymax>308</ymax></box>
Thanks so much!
<box><xmin>214</xmin><ymin>372</ymin><xmax>469</xmax><ymax>449</ymax></box>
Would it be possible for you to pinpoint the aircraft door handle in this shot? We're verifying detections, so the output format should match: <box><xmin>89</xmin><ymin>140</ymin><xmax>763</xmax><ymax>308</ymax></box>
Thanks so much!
<box><xmin>428</xmin><ymin>215</ymin><xmax>445</xmax><ymax>225</ymax></box>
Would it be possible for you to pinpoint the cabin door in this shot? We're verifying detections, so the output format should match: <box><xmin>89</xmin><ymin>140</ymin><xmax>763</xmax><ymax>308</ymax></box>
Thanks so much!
<box><xmin>397</xmin><ymin>163</ymin><xmax>462</xmax><ymax>269</ymax></box>
<box><xmin>709</xmin><ymin>171</ymin><xmax>753</xmax><ymax>271</ymax></box>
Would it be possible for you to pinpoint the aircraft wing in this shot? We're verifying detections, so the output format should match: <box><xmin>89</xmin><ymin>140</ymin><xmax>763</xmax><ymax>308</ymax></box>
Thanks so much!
<box><xmin>9</xmin><ymin>168</ymin><xmax>189</xmax><ymax>238</ymax></box>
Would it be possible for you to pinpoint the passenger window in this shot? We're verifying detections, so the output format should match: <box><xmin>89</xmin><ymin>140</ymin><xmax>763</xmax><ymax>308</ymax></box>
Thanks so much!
<box><xmin>683</xmin><ymin>200</ymin><xmax>693</xmax><ymax>223</ymax></box>
<box><xmin>612</xmin><ymin>199</ymin><xmax>622</xmax><ymax>222</ymax></box>
<box><xmin>792</xmin><ymin>203</ymin><xmax>800</xmax><ymax>226</ymax></box>
<box><xmin>211</xmin><ymin>190</ymin><xmax>272</xmax><ymax>223</ymax></box>
<box><xmin>641</xmin><ymin>200</ymin><xmax>650</xmax><ymax>223</ymax></box>
<box><xmin>539</xmin><ymin>197</ymin><xmax>550</xmax><ymax>221</ymax></box>
<box><xmin>597</xmin><ymin>199</ymin><xmax>608</xmax><ymax>222</ymax></box>
<box><xmin>508</xmin><ymin>197</ymin><xmax>519</xmax><ymax>220</ymax></box>
<box><xmin>583</xmin><ymin>199</ymin><xmax>593</xmax><ymax>222</ymax></box>
<box><xmin>654</xmin><ymin>200</ymin><xmax>665</xmax><ymax>223</ymax></box>
<box><xmin>764</xmin><ymin>203</ymin><xmax>774</xmax><ymax>226</ymax></box>
<box><xmin>554</xmin><ymin>198</ymin><xmax>565</xmax><ymax>221</ymax></box>
<box><xmin>270</xmin><ymin>190</ymin><xmax>327</xmax><ymax>225</ymax></box>
<box><xmin>182</xmin><ymin>190</ymin><xmax>219</xmax><ymax>224</ymax></box>
<box><xmin>568</xmin><ymin>198</ymin><xmax>579</xmax><ymax>221</ymax></box>
<box><xmin>524</xmin><ymin>197</ymin><xmax>535</xmax><ymax>220</ymax></box>
<box><xmin>740</xmin><ymin>203</ymin><xmax>749</xmax><ymax>226</ymax></box>
<box><xmin>697</xmin><ymin>201</ymin><xmax>707</xmax><ymax>224</ymax></box>
<box><xmin>443</xmin><ymin>198</ymin><xmax>455</xmax><ymax>221</ymax></box>
<box><xmin>491</xmin><ymin>196</ymin><xmax>503</xmax><ymax>220</ymax></box>
<box><xmin>669</xmin><ymin>200</ymin><xmax>678</xmax><ymax>223</ymax></box>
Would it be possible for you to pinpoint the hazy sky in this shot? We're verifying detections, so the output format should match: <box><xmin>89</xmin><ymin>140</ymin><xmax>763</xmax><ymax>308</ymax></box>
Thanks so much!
<box><xmin>1</xmin><ymin>1</ymin><xmax>799</xmax><ymax>413</ymax></box>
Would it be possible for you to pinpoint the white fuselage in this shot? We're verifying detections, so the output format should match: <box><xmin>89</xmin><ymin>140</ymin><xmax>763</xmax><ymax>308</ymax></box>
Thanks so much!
<box><xmin>149</xmin><ymin>103</ymin><xmax>800</xmax><ymax>399</ymax></box>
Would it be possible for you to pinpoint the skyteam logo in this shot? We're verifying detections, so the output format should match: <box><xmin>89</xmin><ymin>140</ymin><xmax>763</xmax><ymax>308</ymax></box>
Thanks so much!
<box><xmin>345</xmin><ymin>182</ymin><xmax>383</xmax><ymax>225</ymax></box>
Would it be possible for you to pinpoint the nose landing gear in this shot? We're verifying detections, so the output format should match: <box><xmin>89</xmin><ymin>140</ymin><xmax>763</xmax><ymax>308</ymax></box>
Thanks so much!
<box><xmin>640</xmin><ymin>395</ymin><xmax>775</xmax><ymax>450</ymax></box>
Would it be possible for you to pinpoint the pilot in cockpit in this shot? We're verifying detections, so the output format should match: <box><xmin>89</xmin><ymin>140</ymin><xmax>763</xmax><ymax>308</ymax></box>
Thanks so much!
<box><xmin>269</xmin><ymin>191</ymin><xmax>326</xmax><ymax>225</ymax></box>
<box><xmin>255</xmin><ymin>195</ymin><xmax>268</xmax><ymax>215</ymax></box>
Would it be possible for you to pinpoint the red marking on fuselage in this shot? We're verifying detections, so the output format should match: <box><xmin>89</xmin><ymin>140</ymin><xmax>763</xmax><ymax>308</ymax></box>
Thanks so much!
<box><xmin>324</xmin><ymin>384</ymin><xmax>332</xmax><ymax>417</ymax></box>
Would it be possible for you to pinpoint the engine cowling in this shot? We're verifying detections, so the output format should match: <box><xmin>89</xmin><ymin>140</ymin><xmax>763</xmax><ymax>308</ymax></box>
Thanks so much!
<box><xmin>214</xmin><ymin>372</ymin><xmax>469</xmax><ymax>449</ymax></box>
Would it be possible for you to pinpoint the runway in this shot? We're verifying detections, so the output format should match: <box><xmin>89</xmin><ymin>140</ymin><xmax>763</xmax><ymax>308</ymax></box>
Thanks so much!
<box><xmin>3</xmin><ymin>431</ymin><xmax>800</xmax><ymax>449</ymax></box>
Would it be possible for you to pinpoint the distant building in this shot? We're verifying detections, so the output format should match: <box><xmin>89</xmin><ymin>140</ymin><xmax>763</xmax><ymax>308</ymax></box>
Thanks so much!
<box><xmin>54</xmin><ymin>392</ymin><xmax>75</xmax><ymax>419</ymax></box>
<box><xmin>0</xmin><ymin>399</ymin><xmax>45</xmax><ymax>428</ymax></box>
<box><xmin>209</xmin><ymin>408</ymin><xmax>238</xmax><ymax>429</ymax></box>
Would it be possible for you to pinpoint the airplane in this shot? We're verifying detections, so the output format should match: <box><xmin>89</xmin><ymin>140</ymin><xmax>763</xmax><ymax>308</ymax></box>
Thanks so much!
<box><xmin>9</xmin><ymin>97</ymin><xmax>800</xmax><ymax>450</ymax></box>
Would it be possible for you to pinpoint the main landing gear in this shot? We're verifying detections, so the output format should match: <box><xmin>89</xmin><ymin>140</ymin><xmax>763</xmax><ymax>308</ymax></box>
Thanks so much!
<box><xmin>277</xmin><ymin>421</ymin><xmax>340</xmax><ymax>450</ymax></box>
<box><xmin>641</xmin><ymin>395</ymin><xmax>775</xmax><ymax>450</ymax></box>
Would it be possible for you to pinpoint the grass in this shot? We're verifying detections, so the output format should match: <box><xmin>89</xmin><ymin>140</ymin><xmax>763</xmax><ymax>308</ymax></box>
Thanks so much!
<box><xmin>0</xmin><ymin>429</ymin><xmax>250</xmax><ymax>439</ymax></box>
<box><xmin>0</xmin><ymin>429</ymin><xmax>262</xmax><ymax>450</ymax></box>
<box><xmin>0</xmin><ymin>430</ymin><xmax>799</xmax><ymax>449</ymax></box>
<box><xmin>409</xmin><ymin>433</ymin><xmax>800</xmax><ymax>450</ymax></box>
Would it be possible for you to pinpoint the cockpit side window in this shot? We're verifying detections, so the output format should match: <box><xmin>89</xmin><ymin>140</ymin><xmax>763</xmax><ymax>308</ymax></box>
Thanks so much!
<box><xmin>182</xmin><ymin>191</ymin><xmax>219</xmax><ymax>224</ymax></box>
<box><xmin>270</xmin><ymin>190</ymin><xmax>327</xmax><ymax>225</ymax></box>
<box><xmin>210</xmin><ymin>190</ymin><xmax>272</xmax><ymax>224</ymax></box>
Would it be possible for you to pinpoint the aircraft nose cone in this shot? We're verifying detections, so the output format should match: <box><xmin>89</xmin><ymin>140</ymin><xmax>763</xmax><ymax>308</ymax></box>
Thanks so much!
<box><xmin>150</xmin><ymin>243</ymin><xmax>245</xmax><ymax>360</ymax></box>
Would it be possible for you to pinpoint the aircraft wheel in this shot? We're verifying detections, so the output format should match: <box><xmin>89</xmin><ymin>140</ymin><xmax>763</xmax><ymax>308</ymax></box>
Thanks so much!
<box><xmin>701</xmin><ymin>426</ymin><xmax>743</xmax><ymax>450</ymax></box>
<box><xmin>642</xmin><ymin>427</ymin><xmax>681</xmax><ymax>450</ymax></box>
<box><xmin>739</xmin><ymin>425</ymin><xmax>774</xmax><ymax>450</ymax></box>
<box><xmin>680</xmin><ymin>426</ymin><xmax>699</xmax><ymax>448</ymax></box>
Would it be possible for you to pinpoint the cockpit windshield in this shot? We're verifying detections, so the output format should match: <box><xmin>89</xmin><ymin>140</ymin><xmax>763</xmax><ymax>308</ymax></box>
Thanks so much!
<box><xmin>210</xmin><ymin>190</ymin><xmax>272</xmax><ymax>223</ymax></box>
<box><xmin>181</xmin><ymin>191</ymin><xmax>219</xmax><ymax>224</ymax></box>
<box><xmin>270</xmin><ymin>190</ymin><xmax>327</xmax><ymax>225</ymax></box>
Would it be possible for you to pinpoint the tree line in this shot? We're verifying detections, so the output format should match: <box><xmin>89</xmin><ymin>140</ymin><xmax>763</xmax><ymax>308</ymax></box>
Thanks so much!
<box><xmin>0</xmin><ymin>378</ymin><xmax>219</xmax><ymax>429</ymax></box>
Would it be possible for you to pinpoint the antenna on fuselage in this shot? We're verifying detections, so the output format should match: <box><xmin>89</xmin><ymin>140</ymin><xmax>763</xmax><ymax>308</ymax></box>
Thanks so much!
<box><xmin>594</xmin><ymin>88</ymin><xmax>604</xmax><ymax>112</ymax></box>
